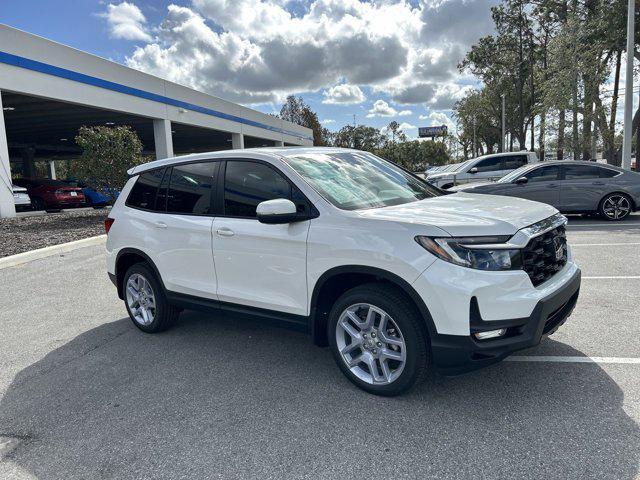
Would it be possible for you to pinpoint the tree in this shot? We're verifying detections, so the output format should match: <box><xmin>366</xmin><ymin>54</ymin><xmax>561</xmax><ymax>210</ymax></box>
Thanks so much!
<box><xmin>278</xmin><ymin>95</ymin><xmax>330</xmax><ymax>146</ymax></box>
<box><xmin>74</xmin><ymin>126</ymin><xmax>144</xmax><ymax>191</ymax></box>
<box><xmin>332</xmin><ymin>124</ymin><xmax>387</xmax><ymax>151</ymax></box>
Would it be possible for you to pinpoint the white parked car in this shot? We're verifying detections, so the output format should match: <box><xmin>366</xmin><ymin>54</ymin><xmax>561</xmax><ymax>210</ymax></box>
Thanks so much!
<box><xmin>427</xmin><ymin>151</ymin><xmax>539</xmax><ymax>189</ymax></box>
<box><xmin>12</xmin><ymin>184</ymin><xmax>31</xmax><ymax>211</ymax></box>
<box><xmin>105</xmin><ymin>147</ymin><xmax>580</xmax><ymax>396</ymax></box>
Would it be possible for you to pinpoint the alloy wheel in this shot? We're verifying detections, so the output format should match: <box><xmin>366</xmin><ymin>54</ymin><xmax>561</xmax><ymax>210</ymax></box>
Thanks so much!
<box><xmin>126</xmin><ymin>273</ymin><xmax>157</xmax><ymax>326</ymax></box>
<box><xmin>602</xmin><ymin>195</ymin><xmax>631</xmax><ymax>220</ymax></box>
<box><xmin>335</xmin><ymin>303</ymin><xmax>406</xmax><ymax>385</ymax></box>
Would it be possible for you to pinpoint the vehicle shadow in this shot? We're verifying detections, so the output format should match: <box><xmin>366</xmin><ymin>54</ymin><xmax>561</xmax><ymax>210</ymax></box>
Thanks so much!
<box><xmin>1</xmin><ymin>311</ymin><xmax>638</xmax><ymax>479</ymax></box>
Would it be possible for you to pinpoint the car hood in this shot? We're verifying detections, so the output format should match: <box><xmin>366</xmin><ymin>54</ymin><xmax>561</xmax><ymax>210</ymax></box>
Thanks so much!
<box><xmin>356</xmin><ymin>192</ymin><xmax>558</xmax><ymax>237</ymax></box>
<box><xmin>426</xmin><ymin>172</ymin><xmax>455</xmax><ymax>180</ymax></box>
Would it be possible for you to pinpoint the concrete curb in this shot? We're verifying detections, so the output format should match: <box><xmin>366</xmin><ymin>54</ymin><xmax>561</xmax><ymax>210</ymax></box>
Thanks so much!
<box><xmin>0</xmin><ymin>235</ymin><xmax>107</xmax><ymax>270</ymax></box>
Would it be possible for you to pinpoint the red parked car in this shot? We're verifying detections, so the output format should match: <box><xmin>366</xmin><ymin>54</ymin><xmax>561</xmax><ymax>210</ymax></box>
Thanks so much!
<box><xmin>13</xmin><ymin>178</ymin><xmax>85</xmax><ymax>211</ymax></box>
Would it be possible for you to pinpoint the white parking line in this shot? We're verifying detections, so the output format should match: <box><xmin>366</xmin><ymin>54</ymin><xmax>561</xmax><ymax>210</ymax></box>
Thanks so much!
<box><xmin>571</xmin><ymin>242</ymin><xmax>640</xmax><ymax>247</ymax></box>
<box><xmin>582</xmin><ymin>276</ymin><xmax>640</xmax><ymax>279</ymax></box>
<box><xmin>506</xmin><ymin>356</ymin><xmax>640</xmax><ymax>364</ymax></box>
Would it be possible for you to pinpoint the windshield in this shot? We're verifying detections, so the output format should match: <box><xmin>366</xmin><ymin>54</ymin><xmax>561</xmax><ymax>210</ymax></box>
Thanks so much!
<box><xmin>498</xmin><ymin>163</ymin><xmax>538</xmax><ymax>183</ymax></box>
<box><xmin>283</xmin><ymin>151</ymin><xmax>442</xmax><ymax>211</ymax></box>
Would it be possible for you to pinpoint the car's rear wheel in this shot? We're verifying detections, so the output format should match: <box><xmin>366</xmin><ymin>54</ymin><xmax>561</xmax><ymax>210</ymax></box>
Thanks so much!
<box><xmin>123</xmin><ymin>263</ymin><xmax>179</xmax><ymax>333</ymax></box>
<box><xmin>31</xmin><ymin>197</ymin><xmax>45</xmax><ymax>211</ymax></box>
<box><xmin>328</xmin><ymin>283</ymin><xmax>430</xmax><ymax>396</ymax></box>
<box><xmin>599</xmin><ymin>193</ymin><xmax>632</xmax><ymax>221</ymax></box>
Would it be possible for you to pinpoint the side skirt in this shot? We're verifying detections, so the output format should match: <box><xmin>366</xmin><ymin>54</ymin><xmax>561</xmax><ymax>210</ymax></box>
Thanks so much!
<box><xmin>166</xmin><ymin>290</ymin><xmax>311</xmax><ymax>334</ymax></box>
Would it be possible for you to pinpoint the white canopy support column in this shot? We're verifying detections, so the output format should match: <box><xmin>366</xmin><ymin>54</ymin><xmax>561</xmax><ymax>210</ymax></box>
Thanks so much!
<box><xmin>47</xmin><ymin>161</ymin><xmax>56</xmax><ymax>180</ymax></box>
<box><xmin>274</xmin><ymin>140</ymin><xmax>284</xmax><ymax>147</ymax></box>
<box><xmin>153</xmin><ymin>119</ymin><xmax>174</xmax><ymax>159</ymax></box>
<box><xmin>232</xmin><ymin>133</ymin><xmax>244</xmax><ymax>149</ymax></box>
<box><xmin>0</xmin><ymin>90</ymin><xmax>16</xmax><ymax>218</ymax></box>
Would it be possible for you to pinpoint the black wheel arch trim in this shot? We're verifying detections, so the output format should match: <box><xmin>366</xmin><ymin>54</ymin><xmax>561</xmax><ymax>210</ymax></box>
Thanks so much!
<box><xmin>114</xmin><ymin>248</ymin><xmax>167</xmax><ymax>299</ymax></box>
<box><xmin>309</xmin><ymin>265</ymin><xmax>438</xmax><ymax>345</ymax></box>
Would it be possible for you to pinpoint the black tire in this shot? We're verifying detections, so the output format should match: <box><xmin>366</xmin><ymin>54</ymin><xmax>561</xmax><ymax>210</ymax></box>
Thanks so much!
<box><xmin>122</xmin><ymin>263</ymin><xmax>179</xmax><ymax>333</ymax></box>
<box><xmin>327</xmin><ymin>283</ymin><xmax>430</xmax><ymax>396</ymax></box>
<box><xmin>31</xmin><ymin>197</ymin><xmax>45</xmax><ymax>211</ymax></box>
<box><xmin>598</xmin><ymin>192</ymin><xmax>633</xmax><ymax>221</ymax></box>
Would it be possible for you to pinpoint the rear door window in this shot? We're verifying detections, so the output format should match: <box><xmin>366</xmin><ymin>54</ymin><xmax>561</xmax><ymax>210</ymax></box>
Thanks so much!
<box><xmin>503</xmin><ymin>155</ymin><xmax>528</xmax><ymax>170</ymax></box>
<box><xmin>563</xmin><ymin>165</ymin><xmax>602</xmax><ymax>180</ymax></box>
<box><xmin>166</xmin><ymin>162</ymin><xmax>217</xmax><ymax>215</ymax></box>
<box><xmin>126</xmin><ymin>169</ymin><xmax>166</xmax><ymax>211</ymax></box>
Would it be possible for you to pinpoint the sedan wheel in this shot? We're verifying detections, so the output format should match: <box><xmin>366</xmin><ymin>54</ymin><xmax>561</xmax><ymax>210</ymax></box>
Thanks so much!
<box><xmin>336</xmin><ymin>303</ymin><xmax>407</xmax><ymax>386</ymax></box>
<box><xmin>600</xmin><ymin>194</ymin><xmax>632</xmax><ymax>221</ymax></box>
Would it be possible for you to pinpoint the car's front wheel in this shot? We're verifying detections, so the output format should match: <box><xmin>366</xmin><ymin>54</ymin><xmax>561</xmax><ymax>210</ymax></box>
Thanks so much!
<box><xmin>599</xmin><ymin>193</ymin><xmax>632</xmax><ymax>221</ymax></box>
<box><xmin>123</xmin><ymin>263</ymin><xmax>179</xmax><ymax>333</ymax></box>
<box><xmin>328</xmin><ymin>283</ymin><xmax>430</xmax><ymax>396</ymax></box>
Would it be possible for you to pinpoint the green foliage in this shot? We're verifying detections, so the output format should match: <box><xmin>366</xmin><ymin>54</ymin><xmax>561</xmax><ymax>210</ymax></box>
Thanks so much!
<box><xmin>278</xmin><ymin>95</ymin><xmax>331</xmax><ymax>146</ymax></box>
<box><xmin>74</xmin><ymin>126</ymin><xmax>144</xmax><ymax>190</ymax></box>
<box><xmin>375</xmin><ymin>140</ymin><xmax>450</xmax><ymax>171</ymax></box>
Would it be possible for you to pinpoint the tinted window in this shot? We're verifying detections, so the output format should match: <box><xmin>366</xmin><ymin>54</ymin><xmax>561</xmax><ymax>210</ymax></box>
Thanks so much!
<box><xmin>474</xmin><ymin>157</ymin><xmax>504</xmax><ymax>173</ymax></box>
<box><xmin>126</xmin><ymin>169</ymin><xmax>165</xmax><ymax>210</ymax></box>
<box><xmin>167</xmin><ymin>162</ymin><xmax>216</xmax><ymax>215</ymax></box>
<box><xmin>224</xmin><ymin>161</ymin><xmax>291</xmax><ymax>218</ymax></box>
<box><xmin>564</xmin><ymin>165</ymin><xmax>601</xmax><ymax>180</ymax></box>
<box><xmin>598</xmin><ymin>167</ymin><xmax>619</xmax><ymax>178</ymax></box>
<box><xmin>524</xmin><ymin>165</ymin><xmax>559</xmax><ymax>183</ymax></box>
<box><xmin>503</xmin><ymin>155</ymin><xmax>527</xmax><ymax>170</ymax></box>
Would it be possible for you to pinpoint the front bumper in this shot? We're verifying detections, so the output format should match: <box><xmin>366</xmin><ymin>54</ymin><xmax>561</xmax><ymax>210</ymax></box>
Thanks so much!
<box><xmin>430</xmin><ymin>268</ymin><xmax>581</xmax><ymax>374</ymax></box>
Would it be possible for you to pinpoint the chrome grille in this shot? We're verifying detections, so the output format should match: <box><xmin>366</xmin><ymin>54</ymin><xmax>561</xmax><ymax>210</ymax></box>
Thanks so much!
<box><xmin>522</xmin><ymin>225</ymin><xmax>567</xmax><ymax>287</ymax></box>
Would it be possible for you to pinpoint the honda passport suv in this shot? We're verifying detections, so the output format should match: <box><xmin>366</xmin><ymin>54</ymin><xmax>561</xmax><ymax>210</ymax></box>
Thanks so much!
<box><xmin>106</xmin><ymin>147</ymin><xmax>580</xmax><ymax>396</ymax></box>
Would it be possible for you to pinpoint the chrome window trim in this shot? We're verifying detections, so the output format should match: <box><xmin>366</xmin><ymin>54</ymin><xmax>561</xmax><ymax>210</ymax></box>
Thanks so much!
<box><xmin>459</xmin><ymin>213</ymin><xmax>567</xmax><ymax>250</ymax></box>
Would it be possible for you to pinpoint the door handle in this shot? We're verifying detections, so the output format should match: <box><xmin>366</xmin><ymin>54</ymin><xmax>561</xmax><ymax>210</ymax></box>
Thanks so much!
<box><xmin>154</xmin><ymin>221</ymin><xmax>168</xmax><ymax>229</ymax></box>
<box><xmin>216</xmin><ymin>227</ymin><xmax>235</xmax><ymax>237</ymax></box>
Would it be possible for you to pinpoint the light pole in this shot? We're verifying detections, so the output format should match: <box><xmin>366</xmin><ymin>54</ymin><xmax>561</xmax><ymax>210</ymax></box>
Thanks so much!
<box><xmin>501</xmin><ymin>94</ymin><xmax>506</xmax><ymax>153</ymax></box>
<box><xmin>621</xmin><ymin>0</ymin><xmax>635</xmax><ymax>169</ymax></box>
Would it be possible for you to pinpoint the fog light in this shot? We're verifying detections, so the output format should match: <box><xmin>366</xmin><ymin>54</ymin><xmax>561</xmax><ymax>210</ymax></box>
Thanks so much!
<box><xmin>474</xmin><ymin>329</ymin><xmax>506</xmax><ymax>340</ymax></box>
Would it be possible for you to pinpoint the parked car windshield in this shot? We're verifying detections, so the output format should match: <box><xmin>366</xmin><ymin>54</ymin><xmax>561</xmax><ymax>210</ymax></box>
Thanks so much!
<box><xmin>283</xmin><ymin>151</ymin><xmax>442</xmax><ymax>210</ymax></box>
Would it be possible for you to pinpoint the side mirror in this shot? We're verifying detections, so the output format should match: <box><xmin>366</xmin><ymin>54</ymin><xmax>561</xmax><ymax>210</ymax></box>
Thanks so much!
<box><xmin>469</xmin><ymin>167</ymin><xmax>478</xmax><ymax>174</ymax></box>
<box><xmin>256</xmin><ymin>198</ymin><xmax>298</xmax><ymax>224</ymax></box>
<box><xmin>515</xmin><ymin>176</ymin><xmax>528</xmax><ymax>185</ymax></box>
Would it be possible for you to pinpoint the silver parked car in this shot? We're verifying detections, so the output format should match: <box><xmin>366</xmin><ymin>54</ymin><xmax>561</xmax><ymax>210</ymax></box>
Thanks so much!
<box><xmin>450</xmin><ymin>161</ymin><xmax>640</xmax><ymax>221</ymax></box>
<box><xmin>12</xmin><ymin>184</ymin><xmax>31</xmax><ymax>211</ymax></box>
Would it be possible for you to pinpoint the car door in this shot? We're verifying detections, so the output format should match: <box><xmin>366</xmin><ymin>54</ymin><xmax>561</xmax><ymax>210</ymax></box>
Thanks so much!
<box><xmin>500</xmin><ymin>164</ymin><xmax>561</xmax><ymax>207</ymax></box>
<box><xmin>151</xmin><ymin>162</ymin><xmax>219</xmax><ymax>299</ymax></box>
<box><xmin>558</xmin><ymin>164</ymin><xmax>608</xmax><ymax>212</ymax></box>
<box><xmin>211</xmin><ymin>159</ymin><xmax>311</xmax><ymax>316</ymax></box>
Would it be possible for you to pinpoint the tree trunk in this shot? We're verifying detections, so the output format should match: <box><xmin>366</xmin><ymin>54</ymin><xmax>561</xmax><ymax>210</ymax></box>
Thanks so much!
<box><xmin>539</xmin><ymin>112</ymin><xmax>546</xmax><ymax>160</ymax></box>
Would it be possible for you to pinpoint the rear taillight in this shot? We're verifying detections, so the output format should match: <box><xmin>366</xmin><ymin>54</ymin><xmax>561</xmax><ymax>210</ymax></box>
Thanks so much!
<box><xmin>104</xmin><ymin>217</ymin><xmax>115</xmax><ymax>234</ymax></box>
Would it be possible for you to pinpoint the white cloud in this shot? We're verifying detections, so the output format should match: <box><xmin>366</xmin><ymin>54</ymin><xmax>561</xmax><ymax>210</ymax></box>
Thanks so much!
<box><xmin>114</xmin><ymin>0</ymin><xmax>495</xmax><ymax>105</ymax></box>
<box><xmin>321</xmin><ymin>118</ymin><xmax>336</xmax><ymax>124</ymax></box>
<box><xmin>101</xmin><ymin>2</ymin><xmax>152</xmax><ymax>42</ymax></box>
<box><xmin>366</xmin><ymin>99</ymin><xmax>411</xmax><ymax>118</ymax></box>
<box><xmin>398</xmin><ymin>122</ymin><xmax>417</xmax><ymax>131</ymax></box>
<box><xmin>323</xmin><ymin>84</ymin><xmax>366</xmax><ymax>104</ymax></box>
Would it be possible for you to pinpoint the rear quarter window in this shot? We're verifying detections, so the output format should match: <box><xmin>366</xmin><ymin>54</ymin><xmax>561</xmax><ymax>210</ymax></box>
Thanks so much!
<box><xmin>126</xmin><ymin>169</ymin><xmax>166</xmax><ymax>211</ymax></box>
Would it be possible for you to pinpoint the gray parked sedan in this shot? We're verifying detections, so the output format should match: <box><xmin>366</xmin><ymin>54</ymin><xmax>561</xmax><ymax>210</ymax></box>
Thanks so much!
<box><xmin>451</xmin><ymin>161</ymin><xmax>640</xmax><ymax>221</ymax></box>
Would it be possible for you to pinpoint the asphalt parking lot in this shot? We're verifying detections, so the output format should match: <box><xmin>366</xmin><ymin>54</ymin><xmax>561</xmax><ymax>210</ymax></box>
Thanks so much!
<box><xmin>0</xmin><ymin>215</ymin><xmax>639</xmax><ymax>479</ymax></box>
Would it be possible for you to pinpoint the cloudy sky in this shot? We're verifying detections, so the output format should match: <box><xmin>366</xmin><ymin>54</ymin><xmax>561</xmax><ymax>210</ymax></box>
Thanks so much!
<box><xmin>2</xmin><ymin>0</ymin><xmax>499</xmax><ymax>137</ymax></box>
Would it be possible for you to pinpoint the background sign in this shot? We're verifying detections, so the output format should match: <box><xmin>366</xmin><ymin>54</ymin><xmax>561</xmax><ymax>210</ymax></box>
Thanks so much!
<box><xmin>418</xmin><ymin>125</ymin><xmax>448</xmax><ymax>137</ymax></box>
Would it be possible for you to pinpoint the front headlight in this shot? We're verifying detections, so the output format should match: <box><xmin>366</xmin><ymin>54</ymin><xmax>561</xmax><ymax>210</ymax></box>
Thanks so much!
<box><xmin>415</xmin><ymin>235</ymin><xmax>521</xmax><ymax>271</ymax></box>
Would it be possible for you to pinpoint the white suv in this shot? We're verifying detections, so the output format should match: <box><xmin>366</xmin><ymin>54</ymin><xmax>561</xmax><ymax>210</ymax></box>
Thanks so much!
<box><xmin>427</xmin><ymin>151</ymin><xmax>539</xmax><ymax>189</ymax></box>
<box><xmin>106</xmin><ymin>147</ymin><xmax>580</xmax><ymax>396</ymax></box>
